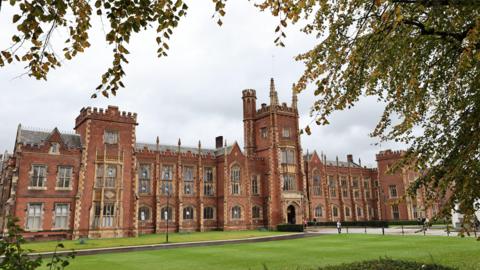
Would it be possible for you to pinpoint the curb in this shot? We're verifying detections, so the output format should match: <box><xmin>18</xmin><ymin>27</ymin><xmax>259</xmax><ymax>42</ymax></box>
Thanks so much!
<box><xmin>29</xmin><ymin>232</ymin><xmax>317</xmax><ymax>258</ymax></box>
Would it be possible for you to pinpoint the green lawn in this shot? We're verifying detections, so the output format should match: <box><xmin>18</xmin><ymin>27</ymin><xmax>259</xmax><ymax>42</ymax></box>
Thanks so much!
<box><xmin>45</xmin><ymin>234</ymin><xmax>480</xmax><ymax>270</ymax></box>
<box><xmin>26</xmin><ymin>230</ymin><xmax>289</xmax><ymax>252</ymax></box>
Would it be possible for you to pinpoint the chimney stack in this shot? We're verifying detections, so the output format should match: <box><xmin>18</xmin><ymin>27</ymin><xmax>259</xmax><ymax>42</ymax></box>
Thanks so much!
<box><xmin>347</xmin><ymin>154</ymin><xmax>353</xmax><ymax>163</ymax></box>
<box><xmin>215</xmin><ymin>136</ymin><xmax>223</xmax><ymax>149</ymax></box>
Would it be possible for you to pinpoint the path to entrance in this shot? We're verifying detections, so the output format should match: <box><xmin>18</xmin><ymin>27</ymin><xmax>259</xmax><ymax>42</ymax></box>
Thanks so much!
<box><xmin>29</xmin><ymin>232</ymin><xmax>315</xmax><ymax>258</ymax></box>
<box><xmin>306</xmin><ymin>226</ymin><xmax>477</xmax><ymax>237</ymax></box>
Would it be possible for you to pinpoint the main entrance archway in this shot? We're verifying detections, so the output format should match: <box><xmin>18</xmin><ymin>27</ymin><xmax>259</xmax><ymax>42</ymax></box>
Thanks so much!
<box><xmin>287</xmin><ymin>205</ymin><xmax>296</xmax><ymax>224</ymax></box>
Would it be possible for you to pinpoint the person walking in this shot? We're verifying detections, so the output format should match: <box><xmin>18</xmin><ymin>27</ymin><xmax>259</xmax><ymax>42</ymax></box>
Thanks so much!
<box><xmin>337</xmin><ymin>220</ymin><xmax>342</xmax><ymax>234</ymax></box>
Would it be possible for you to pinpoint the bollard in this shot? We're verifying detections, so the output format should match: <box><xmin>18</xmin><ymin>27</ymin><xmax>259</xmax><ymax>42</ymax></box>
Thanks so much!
<box><xmin>402</xmin><ymin>225</ymin><xmax>404</xmax><ymax>235</ymax></box>
<box><xmin>423</xmin><ymin>226</ymin><xmax>426</xmax><ymax>235</ymax></box>
<box><xmin>364</xmin><ymin>226</ymin><xmax>367</xmax><ymax>234</ymax></box>
<box><xmin>346</xmin><ymin>226</ymin><xmax>349</xmax><ymax>234</ymax></box>
<box><xmin>446</xmin><ymin>224</ymin><xmax>450</xmax><ymax>236</ymax></box>
<box><xmin>382</xmin><ymin>226</ymin><xmax>385</xmax><ymax>235</ymax></box>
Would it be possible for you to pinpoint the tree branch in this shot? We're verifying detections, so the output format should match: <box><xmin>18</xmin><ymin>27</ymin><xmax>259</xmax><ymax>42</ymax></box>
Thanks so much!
<box><xmin>402</xmin><ymin>19</ymin><xmax>471</xmax><ymax>41</ymax></box>
<box><xmin>392</xmin><ymin>0</ymin><xmax>479</xmax><ymax>7</ymax></box>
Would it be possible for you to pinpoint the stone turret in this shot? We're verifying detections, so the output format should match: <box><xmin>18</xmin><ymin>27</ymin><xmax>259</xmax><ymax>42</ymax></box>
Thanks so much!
<box><xmin>269</xmin><ymin>78</ymin><xmax>279</xmax><ymax>106</ymax></box>
<box><xmin>291</xmin><ymin>84</ymin><xmax>298</xmax><ymax>110</ymax></box>
<box><xmin>242</xmin><ymin>89</ymin><xmax>257</xmax><ymax>156</ymax></box>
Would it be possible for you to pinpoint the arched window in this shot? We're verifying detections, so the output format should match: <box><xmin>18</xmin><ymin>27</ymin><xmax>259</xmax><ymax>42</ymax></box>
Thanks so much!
<box><xmin>251</xmin><ymin>175</ymin><xmax>259</xmax><ymax>195</ymax></box>
<box><xmin>345</xmin><ymin>206</ymin><xmax>351</xmax><ymax>217</ymax></box>
<box><xmin>160</xmin><ymin>206</ymin><xmax>172</xmax><ymax>221</ymax></box>
<box><xmin>231</xmin><ymin>165</ymin><xmax>241</xmax><ymax>195</ymax></box>
<box><xmin>312</xmin><ymin>171</ymin><xmax>321</xmax><ymax>196</ymax></box>
<box><xmin>315</xmin><ymin>205</ymin><xmax>323</xmax><ymax>217</ymax></box>
<box><xmin>332</xmin><ymin>205</ymin><xmax>339</xmax><ymax>217</ymax></box>
<box><xmin>282</xmin><ymin>174</ymin><xmax>295</xmax><ymax>191</ymax></box>
<box><xmin>183</xmin><ymin>166</ymin><xmax>194</xmax><ymax>195</ymax></box>
<box><xmin>138</xmin><ymin>206</ymin><xmax>151</xmax><ymax>221</ymax></box>
<box><xmin>252</xmin><ymin>206</ymin><xmax>261</xmax><ymax>219</ymax></box>
<box><xmin>203</xmin><ymin>206</ymin><xmax>214</xmax><ymax>220</ymax></box>
<box><xmin>231</xmin><ymin>206</ymin><xmax>242</xmax><ymax>219</ymax></box>
<box><xmin>183</xmin><ymin>206</ymin><xmax>194</xmax><ymax>220</ymax></box>
<box><xmin>357</xmin><ymin>206</ymin><xmax>363</xmax><ymax>217</ymax></box>
<box><xmin>138</xmin><ymin>164</ymin><xmax>151</xmax><ymax>193</ymax></box>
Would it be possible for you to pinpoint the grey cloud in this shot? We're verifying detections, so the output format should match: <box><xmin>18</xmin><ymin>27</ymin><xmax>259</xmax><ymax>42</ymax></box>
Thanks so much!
<box><xmin>0</xmin><ymin>1</ymin><xmax>405</xmax><ymax>165</ymax></box>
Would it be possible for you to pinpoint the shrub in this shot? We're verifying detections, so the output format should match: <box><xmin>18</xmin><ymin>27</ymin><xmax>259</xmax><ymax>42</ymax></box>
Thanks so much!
<box><xmin>316</xmin><ymin>258</ymin><xmax>455</xmax><ymax>270</ymax></box>
<box><xmin>277</xmin><ymin>224</ymin><xmax>304</xmax><ymax>232</ymax></box>
<box><xmin>0</xmin><ymin>216</ymin><xmax>75</xmax><ymax>270</ymax></box>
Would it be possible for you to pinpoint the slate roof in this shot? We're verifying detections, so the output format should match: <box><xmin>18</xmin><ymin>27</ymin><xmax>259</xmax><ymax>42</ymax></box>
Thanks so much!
<box><xmin>304</xmin><ymin>153</ymin><xmax>363</xmax><ymax>168</ymax></box>
<box><xmin>17</xmin><ymin>127</ymin><xmax>82</xmax><ymax>148</ymax></box>
<box><xmin>135</xmin><ymin>142</ymin><xmax>233</xmax><ymax>157</ymax></box>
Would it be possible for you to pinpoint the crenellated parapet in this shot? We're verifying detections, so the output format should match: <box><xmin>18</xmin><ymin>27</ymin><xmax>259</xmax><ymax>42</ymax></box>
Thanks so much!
<box><xmin>135</xmin><ymin>143</ymin><xmax>217</xmax><ymax>160</ymax></box>
<box><xmin>376</xmin><ymin>149</ymin><xmax>405</xmax><ymax>161</ymax></box>
<box><xmin>75</xmin><ymin>105</ymin><xmax>138</xmax><ymax>128</ymax></box>
<box><xmin>242</xmin><ymin>89</ymin><xmax>256</xmax><ymax>98</ymax></box>
<box><xmin>255</xmin><ymin>103</ymin><xmax>296</xmax><ymax>118</ymax></box>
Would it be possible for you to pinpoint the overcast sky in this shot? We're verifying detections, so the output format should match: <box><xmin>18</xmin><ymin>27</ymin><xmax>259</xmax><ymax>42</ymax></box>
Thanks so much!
<box><xmin>0</xmin><ymin>1</ymin><xmax>404</xmax><ymax>167</ymax></box>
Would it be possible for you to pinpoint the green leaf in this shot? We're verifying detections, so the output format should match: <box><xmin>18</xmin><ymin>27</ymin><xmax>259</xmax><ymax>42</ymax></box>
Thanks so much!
<box><xmin>12</xmin><ymin>14</ymin><xmax>21</xmax><ymax>23</ymax></box>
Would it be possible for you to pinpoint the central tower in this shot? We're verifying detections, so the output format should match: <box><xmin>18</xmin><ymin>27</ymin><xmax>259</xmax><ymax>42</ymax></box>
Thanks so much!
<box><xmin>242</xmin><ymin>79</ymin><xmax>306</xmax><ymax>227</ymax></box>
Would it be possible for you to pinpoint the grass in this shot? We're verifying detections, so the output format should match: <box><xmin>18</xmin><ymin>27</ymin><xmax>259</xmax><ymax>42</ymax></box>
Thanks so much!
<box><xmin>25</xmin><ymin>230</ymin><xmax>289</xmax><ymax>253</ymax></box>
<box><xmin>45</xmin><ymin>234</ymin><xmax>480</xmax><ymax>270</ymax></box>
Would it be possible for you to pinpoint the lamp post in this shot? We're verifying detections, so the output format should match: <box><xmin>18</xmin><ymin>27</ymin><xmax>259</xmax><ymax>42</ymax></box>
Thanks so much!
<box><xmin>165</xmin><ymin>185</ymin><xmax>170</xmax><ymax>243</ymax></box>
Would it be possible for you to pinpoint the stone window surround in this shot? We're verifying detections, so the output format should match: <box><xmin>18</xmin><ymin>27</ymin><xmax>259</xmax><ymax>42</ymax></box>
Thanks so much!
<box><xmin>203</xmin><ymin>206</ymin><xmax>216</xmax><ymax>220</ymax></box>
<box><xmin>49</xmin><ymin>142</ymin><xmax>60</xmax><ymax>155</ymax></box>
<box><xmin>28</xmin><ymin>164</ymin><xmax>47</xmax><ymax>190</ymax></box>
<box><xmin>53</xmin><ymin>203</ymin><xmax>70</xmax><ymax>230</ymax></box>
<box><xmin>182</xmin><ymin>206</ymin><xmax>195</xmax><ymax>220</ymax></box>
<box><xmin>138</xmin><ymin>205</ymin><xmax>152</xmax><ymax>222</ymax></box>
<box><xmin>314</xmin><ymin>205</ymin><xmax>323</xmax><ymax>217</ymax></box>
<box><xmin>182</xmin><ymin>165</ymin><xmax>195</xmax><ymax>196</ymax></box>
<box><xmin>55</xmin><ymin>165</ymin><xmax>74</xmax><ymax>191</ymax></box>
<box><xmin>230</xmin><ymin>164</ymin><xmax>241</xmax><ymax>195</ymax></box>
<box><xmin>251</xmin><ymin>174</ymin><xmax>260</xmax><ymax>195</ymax></box>
<box><xmin>160</xmin><ymin>164</ymin><xmax>175</xmax><ymax>195</ymax></box>
<box><xmin>312</xmin><ymin>170</ymin><xmax>322</xmax><ymax>196</ymax></box>
<box><xmin>104</xmin><ymin>130</ymin><xmax>119</xmax><ymax>144</ymax></box>
<box><xmin>25</xmin><ymin>202</ymin><xmax>43</xmax><ymax>232</ymax></box>
<box><xmin>252</xmin><ymin>205</ymin><xmax>262</xmax><ymax>219</ymax></box>
<box><xmin>138</xmin><ymin>163</ymin><xmax>152</xmax><ymax>194</ymax></box>
<box><xmin>160</xmin><ymin>205</ymin><xmax>175</xmax><ymax>221</ymax></box>
<box><xmin>231</xmin><ymin>205</ymin><xmax>243</xmax><ymax>220</ymax></box>
<box><xmin>331</xmin><ymin>204</ymin><xmax>339</xmax><ymax>217</ymax></box>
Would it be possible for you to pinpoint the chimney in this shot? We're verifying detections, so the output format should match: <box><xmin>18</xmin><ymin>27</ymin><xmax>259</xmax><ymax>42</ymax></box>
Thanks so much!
<box><xmin>215</xmin><ymin>136</ymin><xmax>223</xmax><ymax>149</ymax></box>
<box><xmin>347</xmin><ymin>154</ymin><xmax>353</xmax><ymax>163</ymax></box>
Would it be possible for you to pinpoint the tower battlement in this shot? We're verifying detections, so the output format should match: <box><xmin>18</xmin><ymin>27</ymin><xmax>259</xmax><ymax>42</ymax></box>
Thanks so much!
<box><xmin>75</xmin><ymin>105</ymin><xmax>137</xmax><ymax>128</ymax></box>
<box><xmin>376</xmin><ymin>149</ymin><xmax>405</xmax><ymax>161</ymax></box>
<box><xmin>242</xmin><ymin>89</ymin><xmax>256</xmax><ymax>98</ymax></box>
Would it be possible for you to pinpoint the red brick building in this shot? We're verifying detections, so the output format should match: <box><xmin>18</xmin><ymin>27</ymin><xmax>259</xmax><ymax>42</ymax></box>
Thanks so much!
<box><xmin>0</xmin><ymin>79</ymin><xmax>437</xmax><ymax>240</ymax></box>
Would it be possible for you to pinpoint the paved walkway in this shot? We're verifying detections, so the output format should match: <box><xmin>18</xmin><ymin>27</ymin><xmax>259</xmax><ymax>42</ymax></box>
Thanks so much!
<box><xmin>29</xmin><ymin>232</ymin><xmax>315</xmax><ymax>258</ymax></box>
<box><xmin>306</xmin><ymin>226</ymin><xmax>478</xmax><ymax>237</ymax></box>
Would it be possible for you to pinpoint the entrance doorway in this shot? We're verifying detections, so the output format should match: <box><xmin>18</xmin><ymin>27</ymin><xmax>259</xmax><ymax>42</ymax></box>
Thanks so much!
<box><xmin>287</xmin><ymin>205</ymin><xmax>296</xmax><ymax>224</ymax></box>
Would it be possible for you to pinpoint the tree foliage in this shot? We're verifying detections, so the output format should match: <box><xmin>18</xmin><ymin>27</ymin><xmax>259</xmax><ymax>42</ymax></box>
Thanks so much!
<box><xmin>0</xmin><ymin>216</ymin><xmax>75</xmax><ymax>270</ymax></box>
<box><xmin>270</xmin><ymin>0</ymin><xmax>479</xmax><ymax>224</ymax></box>
<box><xmin>0</xmin><ymin>0</ymin><xmax>479</xmax><ymax>223</ymax></box>
<box><xmin>0</xmin><ymin>0</ymin><xmax>227</xmax><ymax>97</ymax></box>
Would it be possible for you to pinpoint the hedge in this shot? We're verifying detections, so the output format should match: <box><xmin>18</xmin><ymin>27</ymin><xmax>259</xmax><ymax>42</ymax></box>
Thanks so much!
<box><xmin>307</xmin><ymin>220</ymin><xmax>447</xmax><ymax>227</ymax></box>
<box><xmin>277</xmin><ymin>224</ymin><xmax>304</xmax><ymax>232</ymax></box>
<box><xmin>307</xmin><ymin>220</ymin><xmax>388</xmax><ymax>228</ymax></box>
<box><xmin>387</xmin><ymin>220</ymin><xmax>425</xmax><ymax>226</ymax></box>
<box><xmin>316</xmin><ymin>258</ymin><xmax>455</xmax><ymax>270</ymax></box>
